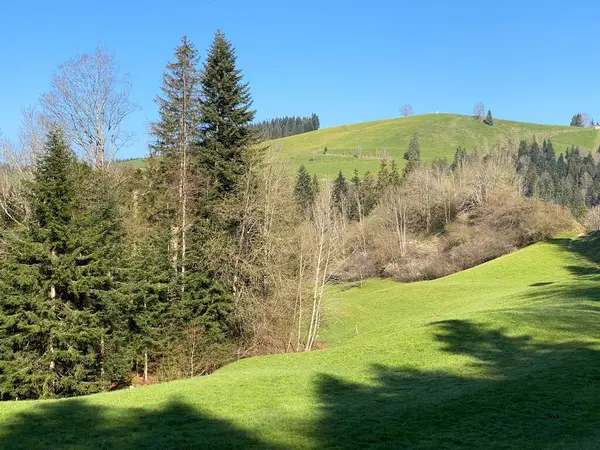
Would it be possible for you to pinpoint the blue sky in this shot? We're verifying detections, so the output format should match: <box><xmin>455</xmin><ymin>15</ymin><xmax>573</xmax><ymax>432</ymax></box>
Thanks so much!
<box><xmin>1</xmin><ymin>0</ymin><xmax>598</xmax><ymax>159</ymax></box>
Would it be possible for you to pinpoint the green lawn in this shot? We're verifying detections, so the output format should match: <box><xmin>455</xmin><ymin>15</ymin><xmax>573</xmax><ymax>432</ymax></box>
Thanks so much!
<box><xmin>270</xmin><ymin>114</ymin><xmax>600</xmax><ymax>178</ymax></box>
<box><xmin>3</xmin><ymin>235</ymin><xmax>600</xmax><ymax>448</ymax></box>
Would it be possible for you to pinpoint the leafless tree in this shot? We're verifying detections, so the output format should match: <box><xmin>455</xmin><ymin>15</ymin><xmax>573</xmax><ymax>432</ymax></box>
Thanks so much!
<box><xmin>581</xmin><ymin>113</ymin><xmax>591</xmax><ymax>128</ymax></box>
<box><xmin>400</xmin><ymin>104</ymin><xmax>414</xmax><ymax>117</ymax></box>
<box><xmin>473</xmin><ymin>102</ymin><xmax>484</xmax><ymax>119</ymax></box>
<box><xmin>41</xmin><ymin>45</ymin><xmax>139</xmax><ymax>170</ymax></box>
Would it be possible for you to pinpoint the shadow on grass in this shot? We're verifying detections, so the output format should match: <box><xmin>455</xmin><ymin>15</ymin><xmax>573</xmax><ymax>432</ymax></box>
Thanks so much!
<box><xmin>316</xmin><ymin>319</ymin><xmax>600</xmax><ymax>448</ymax></box>
<box><xmin>4</xmin><ymin>236</ymin><xmax>600</xmax><ymax>448</ymax></box>
<box><xmin>1</xmin><ymin>398</ymin><xmax>279</xmax><ymax>449</ymax></box>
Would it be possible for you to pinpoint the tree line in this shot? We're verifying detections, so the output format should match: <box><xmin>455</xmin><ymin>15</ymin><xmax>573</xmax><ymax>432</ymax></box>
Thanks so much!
<box><xmin>0</xmin><ymin>31</ymin><xmax>268</xmax><ymax>400</ymax></box>
<box><xmin>250</xmin><ymin>114</ymin><xmax>320</xmax><ymax>140</ymax></box>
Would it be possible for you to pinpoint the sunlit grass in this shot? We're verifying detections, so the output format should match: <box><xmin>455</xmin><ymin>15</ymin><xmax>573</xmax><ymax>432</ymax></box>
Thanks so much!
<box><xmin>2</xmin><ymin>236</ymin><xmax>600</xmax><ymax>448</ymax></box>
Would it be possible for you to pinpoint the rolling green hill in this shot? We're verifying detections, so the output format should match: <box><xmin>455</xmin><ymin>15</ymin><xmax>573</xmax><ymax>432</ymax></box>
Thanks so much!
<box><xmin>269</xmin><ymin>114</ymin><xmax>600</xmax><ymax>178</ymax></box>
<box><xmin>3</xmin><ymin>234</ymin><xmax>600</xmax><ymax>448</ymax></box>
<box><xmin>121</xmin><ymin>114</ymin><xmax>600</xmax><ymax>178</ymax></box>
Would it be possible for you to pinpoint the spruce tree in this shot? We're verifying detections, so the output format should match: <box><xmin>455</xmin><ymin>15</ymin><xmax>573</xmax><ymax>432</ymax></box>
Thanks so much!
<box><xmin>483</xmin><ymin>110</ymin><xmax>494</xmax><ymax>126</ymax></box>
<box><xmin>199</xmin><ymin>29</ymin><xmax>256</xmax><ymax>195</ymax></box>
<box><xmin>294</xmin><ymin>165</ymin><xmax>315</xmax><ymax>216</ymax></box>
<box><xmin>147</xmin><ymin>35</ymin><xmax>202</xmax><ymax>311</ymax></box>
<box><xmin>348</xmin><ymin>169</ymin><xmax>362</xmax><ymax>221</ymax></box>
<box><xmin>361</xmin><ymin>171</ymin><xmax>377</xmax><ymax>216</ymax></box>
<box><xmin>376</xmin><ymin>159</ymin><xmax>390</xmax><ymax>196</ymax></box>
<box><xmin>332</xmin><ymin>171</ymin><xmax>348</xmax><ymax>214</ymax></box>
<box><xmin>0</xmin><ymin>129</ymin><xmax>115</xmax><ymax>399</ymax></box>
<box><xmin>403</xmin><ymin>133</ymin><xmax>421</xmax><ymax>176</ymax></box>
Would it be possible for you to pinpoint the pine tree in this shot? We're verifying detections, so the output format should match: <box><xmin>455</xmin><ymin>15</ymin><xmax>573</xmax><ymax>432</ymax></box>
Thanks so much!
<box><xmin>361</xmin><ymin>171</ymin><xmax>377</xmax><ymax>216</ymax></box>
<box><xmin>348</xmin><ymin>169</ymin><xmax>362</xmax><ymax>221</ymax></box>
<box><xmin>483</xmin><ymin>110</ymin><xmax>494</xmax><ymax>126</ymax></box>
<box><xmin>294</xmin><ymin>165</ymin><xmax>315</xmax><ymax>216</ymax></box>
<box><xmin>376</xmin><ymin>159</ymin><xmax>390</xmax><ymax>196</ymax></box>
<box><xmin>389</xmin><ymin>160</ymin><xmax>401</xmax><ymax>187</ymax></box>
<box><xmin>403</xmin><ymin>133</ymin><xmax>421</xmax><ymax>176</ymax></box>
<box><xmin>0</xmin><ymin>129</ymin><xmax>119</xmax><ymax>399</ymax></box>
<box><xmin>149</xmin><ymin>36</ymin><xmax>202</xmax><ymax>285</ymax></box>
<box><xmin>199</xmin><ymin>29</ymin><xmax>256</xmax><ymax>196</ymax></box>
<box><xmin>332</xmin><ymin>171</ymin><xmax>348</xmax><ymax>214</ymax></box>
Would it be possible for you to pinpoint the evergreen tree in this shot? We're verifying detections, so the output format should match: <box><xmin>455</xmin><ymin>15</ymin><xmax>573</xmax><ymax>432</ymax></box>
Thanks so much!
<box><xmin>376</xmin><ymin>160</ymin><xmax>390</xmax><ymax>195</ymax></box>
<box><xmin>483</xmin><ymin>110</ymin><xmax>494</xmax><ymax>126</ymax></box>
<box><xmin>389</xmin><ymin>160</ymin><xmax>402</xmax><ymax>187</ymax></box>
<box><xmin>332</xmin><ymin>171</ymin><xmax>348</xmax><ymax>214</ymax></box>
<box><xmin>348</xmin><ymin>169</ymin><xmax>362</xmax><ymax>221</ymax></box>
<box><xmin>361</xmin><ymin>170</ymin><xmax>377</xmax><ymax>216</ymax></box>
<box><xmin>403</xmin><ymin>133</ymin><xmax>421</xmax><ymax>176</ymax></box>
<box><xmin>570</xmin><ymin>113</ymin><xmax>584</xmax><ymax>127</ymax></box>
<box><xmin>0</xmin><ymin>129</ymin><xmax>124</xmax><ymax>400</ymax></box>
<box><xmin>199</xmin><ymin>29</ymin><xmax>256</xmax><ymax>195</ymax></box>
<box><xmin>294</xmin><ymin>165</ymin><xmax>315</xmax><ymax>216</ymax></box>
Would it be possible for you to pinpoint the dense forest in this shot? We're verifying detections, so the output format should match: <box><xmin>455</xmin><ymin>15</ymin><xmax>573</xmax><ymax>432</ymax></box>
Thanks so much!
<box><xmin>250</xmin><ymin>114</ymin><xmax>320</xmax><ymax>140</ymax></box>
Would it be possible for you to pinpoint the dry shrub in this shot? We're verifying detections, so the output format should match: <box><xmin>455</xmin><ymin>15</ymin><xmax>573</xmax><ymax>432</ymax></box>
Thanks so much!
<box><xmin>340</xmin><ymin>150</ymin><xmax>577</xmax><ymax>284</ymax></box>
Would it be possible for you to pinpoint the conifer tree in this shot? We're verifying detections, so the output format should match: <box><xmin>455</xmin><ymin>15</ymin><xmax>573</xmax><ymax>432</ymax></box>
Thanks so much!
<box><xmin>0</xmin><ymin>129</ymin><xmax>123</xmax><ymax>399</ymax></box>
<box><xmin>149</xmin><ymin>36</ymin><xmax>202</xmax><ymax>284</ymax></box>
<box><xmin>332</xmin><ymin>171</ymin><xmax>348</xmax><ymax>214</ymax></box>
<box><xmin>483</xmin><ymin>110</ymin><xmax>494</xmax><ymax>126</ymax></box>
<box><xmin>361</xmin><ymin>171</ymin><xmax>377</xmax><ymax>216</ymax></box>
<box><xmin>199</xmin><ymin>30</ymin><xmax>256</xmax><ymax>196</ymax></box>
<box><xmin>294</xmin><ymin>165</ymin><xmax>315</xmax><ymax>216</ymax></box>
<box><xmin>376</xmin><ymin>159</ymin><xmax>390</xmax><ymax>196</ymax></box>
<box><xmin>403</xmin><ymin>133</ymin><xmax>421</xmax><ymax>176</ymax></box>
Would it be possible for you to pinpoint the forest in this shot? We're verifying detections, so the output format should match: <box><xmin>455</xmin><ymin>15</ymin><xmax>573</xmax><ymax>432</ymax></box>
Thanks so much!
<box><xmin>0</xmin><ymin>30</ymin><xmax>593</xmax><ymax>402</ymax></box>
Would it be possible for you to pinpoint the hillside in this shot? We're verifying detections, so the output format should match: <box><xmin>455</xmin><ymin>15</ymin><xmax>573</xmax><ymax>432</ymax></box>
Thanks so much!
<box><xmin>121</xmin><ymin>114</ymin><xmax>599</xmax><ymax>178</ymax></box>
<box><xmin>269</xmin><ymin>113</ymin><xmax>600</xmax><ymax>177</ymax></box>
<box><xmin>3</xmin><ymin>235</ymin><xmax>600</xmax><ymax>448</ymax></box>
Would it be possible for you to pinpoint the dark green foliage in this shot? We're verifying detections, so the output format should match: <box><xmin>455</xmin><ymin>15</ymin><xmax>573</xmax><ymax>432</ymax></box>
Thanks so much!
<box><xmin>294</xmin><ymin>165</ymin><xmax>316</xmax><ymax>216</ymax></box>
<box><xmin>332</xmin><ymin>171</ymin><xmax>348</xmax><ymax>214</ymax></box>
<box><xmin>376</xmin><ymin>159</ymin><xmax>390</xmax><ymax>196</ymax></box>
<box><xmin>517</xmin><ymin>139</ymin><xmax>600</xmax><ymax>213</ymax></box>
<box><xmin>250</xmin><ymin>114</ymin><xmax>320</xmax><ymax>140</ymax></box>
<box><xmin>483</xmin><ymin>110</ymin><xmax>494</xmax><ymax>126</ymax></box>
<box><xmin>150</xmin><ymin>36</ymin><xmax>201</xmax><ymax>179</ymax></box>
<box><xmin>199</xmin><ymin>30</ymin><xmax>256</xmax><ymax>195</ymax></box>
<box><xmin>0</xmin><ymin>129</ymin><xmax>128</xmax><ymax>400</ymax></box>
<box><xmin>570</xmin><ymin>113</ymin><xmax>585</xmax><ymax>127</ymax></box>
<box><xmin>403</xmin><ymin>133</ymin><xmax>421</xmax><ymax>176</ymax></box>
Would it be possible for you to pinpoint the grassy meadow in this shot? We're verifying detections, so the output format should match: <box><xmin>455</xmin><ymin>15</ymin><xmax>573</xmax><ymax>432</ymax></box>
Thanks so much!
<box><xmin>121</xmin><ymin>114</ymin><xmax>600</xmax><ymax>179</ymax></box>
<box><xmin>2</xmin><ymin>234</ymin><xmax>600</xmax><ymax>448</ymax></box>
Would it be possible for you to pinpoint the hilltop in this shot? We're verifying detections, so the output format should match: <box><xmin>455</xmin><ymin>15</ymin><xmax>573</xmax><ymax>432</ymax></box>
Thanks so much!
<box><xmin>122</xmin><ymin>114</ymin><xmax>600</xmax><ymax>178</ymax></box>
<box><xmin>269</xmin><ymin>113</ymin><xmax>600</xmax><ymax>177</ymax></box>
<box><xmin>2</xmin><ymin>235</ymin><xmax>600</xmax><ymax>448</ymax></box>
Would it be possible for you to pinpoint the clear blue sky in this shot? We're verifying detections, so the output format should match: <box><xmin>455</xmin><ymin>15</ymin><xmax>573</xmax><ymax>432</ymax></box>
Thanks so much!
<box><xmin>1</xmin><ymin>0</ymin><xmax>598</xmax><ymax>159</ymax></box>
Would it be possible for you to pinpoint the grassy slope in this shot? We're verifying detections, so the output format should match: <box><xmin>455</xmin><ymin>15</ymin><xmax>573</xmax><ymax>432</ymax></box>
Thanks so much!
<box><xmin>3</xmin><ymin>236</ymin><xmax>600</xmax><ymax>448</ymax></box>
<box><xmin>120</xmin><ymin>114</ymin><xmax>598</xmax><ymax>178</ymax></box>
<box><xmin>269</xmin><ymin>114</ymin><xmax>599</xmax><ymax>178</ymax></box>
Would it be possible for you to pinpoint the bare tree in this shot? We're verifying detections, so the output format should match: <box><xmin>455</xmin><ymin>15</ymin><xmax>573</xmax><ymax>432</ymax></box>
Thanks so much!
<box><xmin>473</xmin><ymin>102</ymin><xmax>484</xmax><ymax>119</ymax></box>
<box><xmin>400</xmin><ymin>104</ymin><xmax>414</xmax><ymax>117</ymax></box>
<box><xmin>584</xmin><ymin>206</ymin><xmax>600</xmax><ymax>231</ymax></box>
<box><xmin>582</xmin><ymin>112</ymin><xmax>591</xmax><ymax>128</ymax></box>
<box><xmin>41</xmin><ymin>45</ymin><xmax>138</xmax><ymax>170</ymax></box>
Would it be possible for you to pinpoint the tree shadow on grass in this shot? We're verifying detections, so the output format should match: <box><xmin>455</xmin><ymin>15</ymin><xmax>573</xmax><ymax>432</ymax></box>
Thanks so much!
<box><xmin>316</xmin><ymin>319</ymin><xmax>600</xmax><ymax>449</ymax></box>
<box><xmin>1</xmin><ymin>398</ymin><xmax>279</xmax><ymax>449</ymax></box>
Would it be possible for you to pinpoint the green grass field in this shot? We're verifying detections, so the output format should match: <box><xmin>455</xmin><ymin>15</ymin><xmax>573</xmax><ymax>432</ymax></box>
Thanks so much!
<box><xmin>270</xmin><ymin>114</ymin><xmax>600</xmax><ymax>178</ymax></box>
<box><xmin>3</xmin><ymin>234</ymin><xmax>600</xmax><ymax>448</ymax></box>
<box><xmin>119</xmin><ymin>114</ymin><xmax>600</xmax><ymax>179</ymax></box>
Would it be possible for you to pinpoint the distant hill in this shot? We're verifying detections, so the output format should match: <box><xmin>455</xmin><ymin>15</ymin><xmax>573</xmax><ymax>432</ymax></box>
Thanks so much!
<box><xmin>269</xmin><ymin>113</ymin><xmax>600</xmax><ymax>177</ymax></box>
<box><xmin>120</xmin><ymin>114</ymin><xmax>600</xmax><ymax>178</ymax></box>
